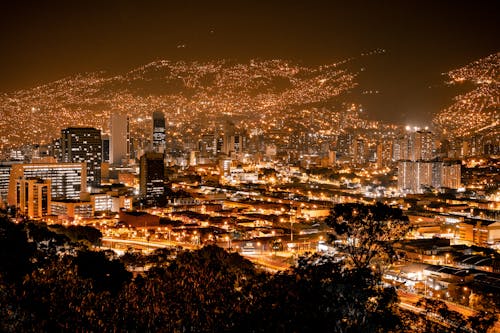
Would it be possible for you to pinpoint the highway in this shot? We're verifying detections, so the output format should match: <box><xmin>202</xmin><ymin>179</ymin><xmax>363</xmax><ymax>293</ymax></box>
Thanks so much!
<box><xmin>398</xmin><ymin>290</ymin><xmax>500</xmax><ymax>333</ymax></box>
<box><xmin>101</xmin><ymin>236</ymin><xmax>292</xmax><ymax>271</ymax></box>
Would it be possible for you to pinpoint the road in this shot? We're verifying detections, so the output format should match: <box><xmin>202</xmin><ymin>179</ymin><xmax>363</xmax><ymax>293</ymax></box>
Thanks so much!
<box><xmin>398</xmin><ymin>290</ymin><xmax>475</xmax><ymax>317</ymax></box>
<box><xmin>398</xmin><ymin>290</ymin><xmax>500</xmax><ymax>333</ymax></box>
<box><xmin>102</xmin><ymin>236</ymin><xmax>293</xmax><ymax>271</ymax></box>
<box><xmin>243</xmin><ymin>252</ymin><xmax>293</xmax><ymax>272</ymax></box>
<box><xmin>102</xmin><ymin>237</ymin><xmax>198</xmax><ymax>251</ymax></box>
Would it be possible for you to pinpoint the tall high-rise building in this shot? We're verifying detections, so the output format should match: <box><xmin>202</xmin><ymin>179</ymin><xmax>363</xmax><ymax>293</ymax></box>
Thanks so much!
<box><xmin>228</xmin><ymin>134</ymin><xmax>246</xmax><ymax>156</ymax></box>
<box><xmin>110</xmin><ymin>113</ymin><xmax>130</xmax><ymax>165</ymax></box>
<box><xmin>398</xmin><ymin>161</ymin><xmax>433</xmax><ymax>193</ymax></box>
<box><xmin>442</xmin><ymin>161</ymin><xmax>461</xmax><ymax>189</ymax></box>
<box><xmin>482</xmin><ymin>135</ymin><xmax>499</xmax><ymax>156</ymax></box>
<box><xmin>222</xmin><ymin>121</ymin><xmax>236</xmax><ymax>155</ymax></box>
<box><xmin>152</xmin><ymin>111</ymin><xmax>166</xmax><ymax>153</ymax></box>
<box><xmin>139</xmin><ymin>152</ymin><xmax>165</xmax><ymax>205</ymax></box>
<box><xmin>398</xmin><ymin>160</ymin><xmax>461</xmax><ymax>193</ymax></box>
<box><xmin>415</xmin><ymin>129</ymin><xmax>435</xmax><ymax>160</ymax></box>
<box><xmin>8</xmin><ymin>163</ymin><xmax>86</xmax><ymax>204</ymax></box>
<box><xmin>60</xmin><ymin>127</ymin><xmax>102</xmax><ymax>187</ymax></box>
<box><xmin>376</xmin><ymin>141</ymin><xmax>393</xmax><ymax>168</ymax></box>
<box><xmin>336</xmin><ymin>133</ymin><xmax>353</xmax><ymax>159</ymax></box>
<box><xmin>392</xmin><ymin>140</ymin><xmax>402</xmax><ymax>161</ymax></box>
<box><xmin>397</xmin><ymin>128</ymin><xmax>439</xmax><ymax>193</ymax></box>
<box><xmin>199</xmin><ymin>134</ymin><xmax>216</xmax><ymax>157</ymax></box>
<box><xmin>397</xmin><ymin>161</ymin><xmax>417</xmax><ymax>192</ymax></box>
<box><xmin>102</xmin><ymin>135</ymin><xmax>110</xmax><ymax>163</ymax></box>
<box><xmin>376</xmin><ymin>143</ymin><xmax>384</xmax><ymax>168</ymax></box>
<box><xmin>398</xmin><ymin>134</ymin><xmax>414</xmax><ymax>161</ymax></box>
<box><xmin>399</xmin><ymin>128</ymin><xmax>435</xmax><ymax>161</ymax></box>
<box><xmin>219</xmin><ymin>158</ymin><xmax>232</xmax><ymax>177</ymax></box>
<box><xmin>353</xmin><ymin>139</ymin><xmax>365</xmax><ymax>164</ymax></box>
<box><xmin>14</xmin><ymin>178</ymin><xmax>51</xmax><ymax>218</ymax></box>
<box><xmin>216</xmin><ymin>136</ymin><xmax>224</xmax><ymax>155</ymax></box>
<box><xmin>431</xmin><ymin>162</ymin><xmax>443</xmax><ymax>189</ymax></box>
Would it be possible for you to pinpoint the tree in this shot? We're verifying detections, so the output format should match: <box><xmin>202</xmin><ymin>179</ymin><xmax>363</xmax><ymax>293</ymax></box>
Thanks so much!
<box><xmin>120</xmin><ymin>250</ymin><xmax>147</xmax><ymax>270</ymax></box>
<box><xmin>116</xmin><ymin>245</ymin><xmax>262</xmax><ymax>332</ymax></box>
<box><xmin>145</xmin><ymin>247</ymin><xmax>176</xmax><ymax>267</ymax></box>
<box><xmin>467</xmin><ymin>311</ymin><xmax>498</xmax><ymax>333</ymax></box>
<box><xmin>73</xmin><ymin>250</ymin><xmax>131</xmax><ymax>294</ymax></box>
<box><xmin>20</xmin><ymin>222</ymin><xmax>75</xmax><ymax>270</ymax></box>
<box><xmin>325</xmin><ymin>203</ymin><xmax>410</xmax><ymax>269</ymax></box>
<box><xmin>0</xmin><ymin>217</ymin><xmax>35</xmax><ymax>283</ymax></box>
<box><xmin>241</xmin><ymin>253</ymin><xmax>401</xmax><ymax>333</ymax></box>
<box><xmin>49</xmin><ymin>224</ymin><xmax>102</xmax><ymax>247</ymax></box>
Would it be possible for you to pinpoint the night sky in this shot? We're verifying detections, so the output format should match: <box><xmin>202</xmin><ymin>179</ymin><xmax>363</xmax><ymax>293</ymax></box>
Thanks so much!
<box><xmin>0</xmin><ymin>0</ymin><xmax>498</xmax><ymax>124</ymax></box>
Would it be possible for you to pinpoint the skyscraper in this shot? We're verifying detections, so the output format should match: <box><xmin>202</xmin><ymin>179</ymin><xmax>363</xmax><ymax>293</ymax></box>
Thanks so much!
<box><xmin>140</xmin><ymin>152</ymin><xmax>165</xmax><ymax>206</ymax></box>
<box><xmin>110</xmin><ymin>113</ymin><xmax>130</xmax><ymax>165</ymax></box>
<box><xmin>223</xmin><ymin>120</ymin><xmax>236</xmax><ymax>155</ymax></box>
<box><xmin>60</xmin><ymin>127</ymin><xmax>102</xmax><ymax>187</ymax></box>
<box><xmin>336</xmin><ymin>133</ymin><xmax>353</xmax><ymax>160</ymax></box>
<box><xmin>399</xmin><ymin>132</ymin><xmax>415</xmax><ymax>161</ymax></box>
<box><xmin>397</xmin><ymin>128</ymin><xmax>439</xmax><ymax>193</ymax></box>
<box><xmin>398</xmin><ymin>160</ymin><xmax>461</xmax><ymax>193</ymax></box>
<box><xmin>199</xmin><ymin>134</ymin><xmax>216</xmax><ymax>157</ymax></box>
<box><xmin>442</xmin><ymin>161</ymin><xmax>461</xmax><ymax>189</ymax></box>
<box><xmin>397</xmin><ymin>161</ymin><xmax>417</xmax><ymax>192</ymax></box>
<box><xmin>229</xmin><ymin>134</ymin><xmax>245</xmax><ymax>155</ymax></box>
<box><xmin>353</xmin><ymin>139</ymin><xmax>365</xmax><ymax>165</ymax></box>
<box><xmin>399</xmin><ymin>128</ymin><xmax>435</xmax><ymax>161</ymax></box>
<box><xmin>415</xmin><ymin>129</ymin><xmax>435</xmax><ymax>161</ymax></box>
<box><xmin>152</xmin><ymin>111</ymin><xmax>166</xmax><ymax>153</ymax></box>
<box><xmin>101</xmin><ymin>134</ymin><xmax>110</xmax><ymax>163</ymax></box>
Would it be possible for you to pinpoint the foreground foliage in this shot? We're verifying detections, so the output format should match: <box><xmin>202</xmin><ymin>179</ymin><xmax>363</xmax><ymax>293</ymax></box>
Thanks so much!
<box><xmin>0</xmin><ymin>209</ymin><xmax>496</xmax><ymax>332</ymax></box>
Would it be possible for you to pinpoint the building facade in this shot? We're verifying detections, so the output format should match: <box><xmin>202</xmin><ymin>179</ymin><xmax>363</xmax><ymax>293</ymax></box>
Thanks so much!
<box><xmin>8</xmin><ymin>163</ymin><xmax>86</xmax><ymax>205</ymax></box>
<box><xmin>60</xmin><ymin>127</ymin><xmax>102</xmax><ymax>187</ymax></box>
<box><xmin>152</xmin><ymin>111</ymin><xmax>166</xmax><ymax>153</ymax></box>
<box><xmin>110</xmin><ymin>113</ymin><xmax>130</xmax><ymax>165</ymax></box>
<box><xmin>139</xmin><ymin>152</ymin><xmax>165</xmax><ymax>205</ymax></box>
<box><xmin>15</xmin><ymin>178</ymin><xmax>51</xmax><ymax>218</ymax></box>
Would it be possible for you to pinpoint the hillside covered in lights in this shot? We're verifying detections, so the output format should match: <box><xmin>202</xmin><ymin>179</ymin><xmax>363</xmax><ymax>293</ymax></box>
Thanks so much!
<box><xmin>0</xmin><ymin>59</ymin><xmax>365</xmax><ymax>150</ymax></box>
<box><xmin>433</xmin><ymin>52</ymin><xmax>499</xmax><ymax>138</ymax></box>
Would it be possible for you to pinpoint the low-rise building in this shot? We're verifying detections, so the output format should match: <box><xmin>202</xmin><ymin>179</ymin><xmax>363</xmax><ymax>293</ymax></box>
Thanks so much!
<box><xmin>51</xmin><ymin>200</ymin><xmax>93</xmax><ymax>219</ymax></box>
<box><xmin>458</xmin><ymin>219</ymin><xmax>499</xmax><ymax>246</ymax></box>
<box><xmin>119</xmin><ymin>211</ymin><xmax>160</xmax><ymax>228</ymax></box>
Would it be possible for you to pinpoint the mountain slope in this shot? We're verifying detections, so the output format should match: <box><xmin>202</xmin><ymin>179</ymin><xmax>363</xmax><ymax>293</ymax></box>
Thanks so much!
<box><xmin>0</xmin><ymin>59</ymin><xmax>359</xmax><ymax>149</ymax></box>
<box><xmin>433</xmin><ymin>52</ymin><xmax>499</xmax><ymax>138</ymax></box>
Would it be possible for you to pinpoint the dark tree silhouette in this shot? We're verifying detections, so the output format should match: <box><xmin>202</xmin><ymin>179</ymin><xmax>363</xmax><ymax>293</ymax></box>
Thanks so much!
<box><xmin>325</xmin><ymin>202</ymin><xmax>411</xmax><ymax>269</ymax></box>
<box><xmin>49</xmin><ymin>224</ymin><xmax>102</xmax><ymax>246</ymax></box>
<box><xmin>120</xmin><ymin>249</ymin><xmax>147</xmax><ymax>269</ymax></box>
<box><xmin>114</xmin><ymin>245</ymin><xmax>262</xmax><ymax>332</ymax></box>
<box><xmin>241</xmin><ymin>253</ymin><xmax>401</xmax><ymax>333</ymax></box>
<box><xmin>467</xmin><ymin>311</ymin><xmax>498</xmax><ymax>333</ymax></box>
<box><xmin>0</xmin><ymin>217</ymin><xmax>35</xmax><ymax>283</ymax></box>
<box><xmin>73</xmin><ymin>250</ymin><xmax>131</xmax><ymax>294</ymax></box>
<box><xmin>1</xmin><ymin>215</ymin><xmax>496</xmax><ymax>333</ymax></box>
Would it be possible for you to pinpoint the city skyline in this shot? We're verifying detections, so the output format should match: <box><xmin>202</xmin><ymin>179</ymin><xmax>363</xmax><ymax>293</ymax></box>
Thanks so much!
<box><xmin>0</xmin><ymin>2</ymin><xmax>498</xmax><ymax>331</ymax></box>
